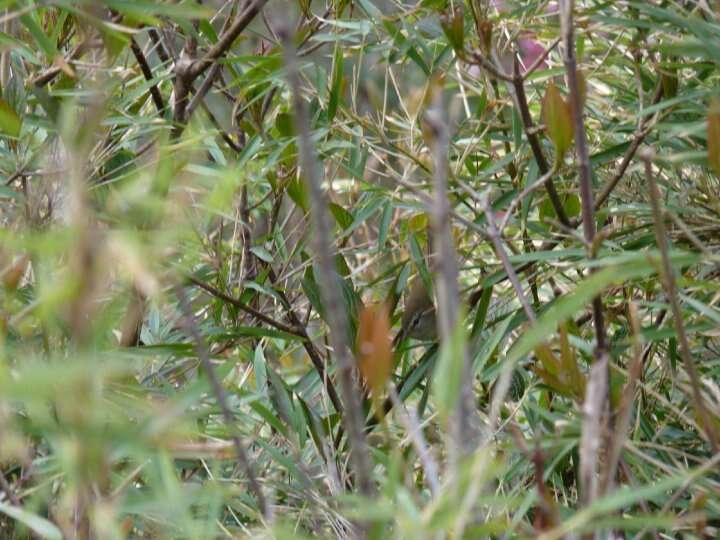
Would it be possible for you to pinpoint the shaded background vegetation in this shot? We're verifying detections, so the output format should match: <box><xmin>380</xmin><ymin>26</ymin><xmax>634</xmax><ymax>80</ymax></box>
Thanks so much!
<box><xmin>1</xmin><ymin>0</ymin><xmax>720</xmax><ymax>538</ymax></box>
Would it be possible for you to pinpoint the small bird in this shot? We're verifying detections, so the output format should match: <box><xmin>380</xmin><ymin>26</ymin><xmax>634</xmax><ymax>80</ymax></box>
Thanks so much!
<box><xmin>394</xmin><ymin>279</ymin><xmax>437</xmax><ymax>346</ymax></box>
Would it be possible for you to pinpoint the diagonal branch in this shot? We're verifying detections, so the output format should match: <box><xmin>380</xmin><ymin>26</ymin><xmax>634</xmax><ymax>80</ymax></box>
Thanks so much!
<box><xmin>130</xmin><ymin>37</ymin><xmax>166</xmax><ymax>114</ymax></box>
<box><xmin>175</xmin><ymin>287</ymin><xmax>270</xmax><ymax>519</ymax></box>
<box><xmin>591</xmin><ymin>83</ymin><xmax>664</xmax><ymax>213</ymax></box>
<box><xmin>189</xmin><ymin>0</ymin><xmax>270</xmax><ymax>79</ymax></box>
<box><xmin>642</xmin><ymin>149</ymin><xmax>719</xmax><ymax>452</ymax></box>
<box><xmin>187</xmin><ymin>274</ymin><xmax>304</xmax><ymax>337</ymax></box>
<box><xmin>510</xmin><ymin>58</ymin><xmax>570</xmax><ymax>227</ymax></box>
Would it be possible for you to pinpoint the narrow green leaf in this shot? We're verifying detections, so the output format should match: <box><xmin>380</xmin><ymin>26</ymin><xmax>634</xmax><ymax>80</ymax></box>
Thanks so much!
<box><xmin>253</xmin><ymin>345</ymin><xmax>268</xmax><ymax>396</ymax></box>
<box><xmin>328</xmin><ymin>44</ymin><xmax>344</xmax><ymax>123</ymax></box>
<box><xmin>433</xmin><ymin>308</ymin><xmax>467</xmax><ymax>422</ymax></box>
<box><xmin>0</xmin><ymin>502</ymin><xmax>62</xmax><ymax>540</ymax></box>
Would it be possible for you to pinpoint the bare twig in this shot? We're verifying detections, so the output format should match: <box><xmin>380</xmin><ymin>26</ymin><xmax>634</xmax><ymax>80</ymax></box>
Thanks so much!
<box><xmin>387</xmin><ymin>387</ymin><xmax>440</xmax><ymax>495</ymax></box>
<box><xmin>482</xmin><ymin>195</ymin><xmax>539</xmax><ymax>441</ymax></box>
<box><xmin>173</xmin><ymin>0</ymin><xmax>267</xmax><ymax>132</ymax></box>
<box><xmin>469</xmin><ymin>51</ymin><xmax>513</xmax><ymax>82</ymax></box>
<box><xmin>175</xmin><ymin>287</ymin><xmax>270</xmax><ymax>519</ymax></box>
<box><xmin>265</xmin><ymin>267</ymin><xmax>346</xmax><ymax>418</ymax></box>
<box><xmin>521</xmin><ymin>37</ymin><xmax>561</xmax><ymax>79</ymax></box>
<box><xmin>186</xmin><ymin>0</ymin><xmax>240</xmax><ymax>121</ymax></box>
<box><xmin>510</xmin><ymin>58</ymin><xmax>570</xmax><ymax>227</ymax></box>
<box><xmin>30</xmin><ymin>42</ymin><xmax>87</xmax><ymax>87</ymax></box>
<box><xmin>425</xmin><ymin>95</ymin><xmax>477</xmax><ymax>455</ymax></box>
<box><xmin>601</xmin><ymin>302</ymin><xmax>643</xmax><ymax>495</ymax></box>
<box><xmin>560</xmin><ymin>0</ymin><xmax>606</xmax><ymax>355</ymax></box>
<box><xmin>632</xmin><ymin>450</ymin><xmax>720</xmax><ymax>540</ymax></box>
<box><xmin>641</xmin><ymin>149</ymin><xmax>719</xmax><ymax>452</ymax></box>
<box><xmin>280</xmin><ymin>21</ymin><xmax>375</xmax><ymax>499</ymax></box>
<box><xmin>189</xmin><ymin>0</ymin><xmax>270</xmax><ymax>79</ymax></box>
<box><xmin>591</xmin><ymin>83</ymin><xmax>663</xmax><ymax>213</ymax></box>
<box><xmin>187</xmin><ymin>274</ymin><xmax>305</xmax><ymax>337</ymax></box>
<box><xmin>560</xmin><ymin>0</ymin><xmax>609</xmax><ymax>511</ymax></box>
<box><xmin>0</xmin><ymin>469</ymin><xmax>21</xmax><ymax>506</ymax></box>
<box><xmin>483</xmin><ymin>195</ymin><xmax>536</xmax><ymax>323</ymax></box>
<box><xmin>129</xmin><ymin>37</ymin><xmax>166</xmax><ymax>114</ymax></box>
<box><xmin>498</xmin><ymin>167</ymin><xmax>555</xmax><ymax>233</ymax></box>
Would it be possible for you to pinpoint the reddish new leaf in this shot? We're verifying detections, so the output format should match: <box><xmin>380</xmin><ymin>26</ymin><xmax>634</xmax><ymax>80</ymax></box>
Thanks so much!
<box><xmin>542</xmin><ymin>82</ymin><xmax>573</xmax><ymax>161</ymax></box>
<box><xmin>708</xmin><ymin>98</ymin><xmax>720</xmax><ymax>176</ymax></box>
<box><xmin>357</xmin><ymin>303</ymin><xmax>393</xmax><ymax>402</ymax></box>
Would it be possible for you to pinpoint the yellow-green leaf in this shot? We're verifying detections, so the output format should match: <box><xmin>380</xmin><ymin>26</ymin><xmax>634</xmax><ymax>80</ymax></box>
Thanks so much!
<box><xmin>542</xmin><ymin>82</ymin><xmax>573</xmax><ymax>160</ymax></box>
<box><xmin>0</xmin><ymin>98</ymin><xmax>21</xmax><ymax>137</ymax></box>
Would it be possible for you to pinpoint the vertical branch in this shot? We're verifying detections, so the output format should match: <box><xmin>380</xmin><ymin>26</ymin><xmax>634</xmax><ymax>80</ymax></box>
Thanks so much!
<box><xmin>175</xmin><ymin>287</ymin><xmax>270</xmax><ymax>519</ymax></box>
<box><xmin>279</xmin><ymin>23</ymin><xmax>375</xmax><ymax>498</ymax></box>
<box><xmin>559</xmin><ymin>0</ymin><xmax>607</xmax><ymax>356</ymax></box>
<box><xmin>425</xmin><ymin>95</ymin><xmax>477</xmax><ymax>455</ymax></box>
<box><xmin>560</xmin><ymin>0</ymin><xmax>609</xmax><ymax>511</ymax></box>
<box><xmin>642</xmin><ymin>150</ymin><xmax>719</xmax><ymax>452</ymax></box>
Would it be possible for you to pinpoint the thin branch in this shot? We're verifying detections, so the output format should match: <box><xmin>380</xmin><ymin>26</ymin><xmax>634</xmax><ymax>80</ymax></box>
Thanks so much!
<box><xmin>279</xmin><ymin>21</ymin><xmax>375</xmax><ymax>498</ymax></box>
<box><xmin>30</xmin><ymin>41</ymin><xmax>87</xmax><ymax>87</ymax></box>
<box><xmin>601</xmin><ymin>301</ymin><xmax>643</xmax><ymax>495</ymax></box>
<box><xmin>0</xmin><ymin>469</ymin><xmax>21</xmax><ymax>506</ymax></box>
<box><xmin>560</xmin><ymin>1</ymin><xmax>606</xmax><ymax>354</ymax></box>
<box><xmin>482</xmin><ymin>195</ymin><xmax>536</xmax><ymax>323</ymax></box>
<box><xmin>186</xmin><ymin>0</ymin><xmax>240</xmax><ymax>122</ymax></box>
<box><xmin>498</xmin><ymin>167</ymin><xmax>555</xmax><ymax>233</ymax></box>
<box><xmin>387</xmin><ymin>387</ymin><xmax>440</xmax><ymax>496</ymax></box>
<box><xmin>148</xmin><ymin>28</ymin><xmax>170</xmax><ymax>65</ymax></box>
<box><xmin>521</xmin><ymin>37</ymin><xmax>561</xmax><ymax>80</ymax></box>
<box><xmin>642</xmin><ymin>149</ymin><xmax>719</xmax><ymax>452</ymax></box>
<box><xmin>175</xmin><ymin>287</ymin><xmax>270</xmax><ymax>519</ymax></box>
<box><xmin>591</xmin><ymin>83</ymin><xmax>664</xmax><ymax>213</ymax></box>
<box><xmin>187</xmin><ymin>274</ymin><xmax>305</xmax><ymax>337</ymax></box>
<box><xmin>186</xmin><ymin>62</ymin><xmax>222</xmax><ymax>119</ymax></box>
<box><xmin>469</xmin><ymin>51</ymin><xmax>513</xmax><ymax>82</ymax></box>
<box><xmin>560</xmin><ymin>0</ymin><xmax>609</xmax><ymax>510</ymax></box>
<box><xmin>510</xmin><ymin>58</ymin><xmax>570</xmax><ymax>227</ymax></box>
<box><xmin>265</xmin><ymin>267</ymin><xmax>346</xmax><ymax>418</ymax></box>
<box><xmin>425</xmin><ymin>95</ymin><xmax>477</xmax><ymax>455</ymax></box>
<box><xmin>189</xmin><ymin>0</ymin><xmax>270</xmax><ymax>79</ymax></box>
<box><xmin>129</xmin><ymin>37</ymin><xmax>166</xmax><ymax>114</ymax></box>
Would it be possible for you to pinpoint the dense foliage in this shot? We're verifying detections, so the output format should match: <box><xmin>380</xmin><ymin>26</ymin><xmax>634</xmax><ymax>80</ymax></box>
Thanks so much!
<box><xmin>1</xmin><ymin>0</ymin><xmax>720</xmax><ymax>538</ymax></box>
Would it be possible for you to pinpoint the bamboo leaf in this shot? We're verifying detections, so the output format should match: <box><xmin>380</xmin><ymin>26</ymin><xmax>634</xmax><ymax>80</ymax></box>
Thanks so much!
<box><xmin>542</xmin><ymin>81</ymin><xmax>574</xmax><ymax>160</ymax></box>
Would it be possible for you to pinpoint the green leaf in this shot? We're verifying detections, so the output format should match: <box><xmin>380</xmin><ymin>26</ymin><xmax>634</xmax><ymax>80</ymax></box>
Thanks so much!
<box><xmin>20</xmin><ymin>13</ymin><xmax>56</xmax><ymax>61</ymax></box>
<box><xmin>433</xmin><ymin>308</ymin><xmax>467</xmax><ymax>422</ymax></box>
<box><xmin>542</xmin><ymin>81</ymin><xmax>573</xmax><ymax>160</ymax></box>
<box><xmin>249</xmin><ymin>245</ymin><xmax>274</xmax><ymax>263</ymax></box>
<box><xmin>328</xmin><ymin>44</ymin><xmax>344</xmax><ymax>123</ymax></box>
<box><xmin>564</xmin><ymin>193</ymin><xmax>582</xmax><ymax>218</ymax></box>
<box><xmin>329</xmin><ymin>202</ymin><xmax>353</xmax><ymax>229</ymax></box>
<box><xmin>0</xmin><ymin>97</ymin><xmax>21</xmax><ymax>137</ymax></box>
<box><xmin>378</xmin><ymin>200</ymin><xmax>393</xmax><ymax>249</ymax></box>
<box><xmin>267</xmin><ymin>367</ymin><xmax>295</xmax><ymax>428</ymax></box>
<box><xmin>287</xmin><ymin>176</ymin><xmax>309</xmax><ymax>212</ymax></box>
<box><xmin>508</xmin><ymin>254</ymin><xmax>698</xmax><ymax>365</ymax></box>
<box><xmin>276</xmin><ymin>112</ymin><xmax>293</xmax><ymax>137</ymax></box>
<box><xmin>0</xmin><ymin>501</ymin><xmax>63</xmax><ymax>540</ymax></box>
<box><xmin>253</xmin><ymin>345</ymin><xmax>268</xmax><ymax>396</ymax></box>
